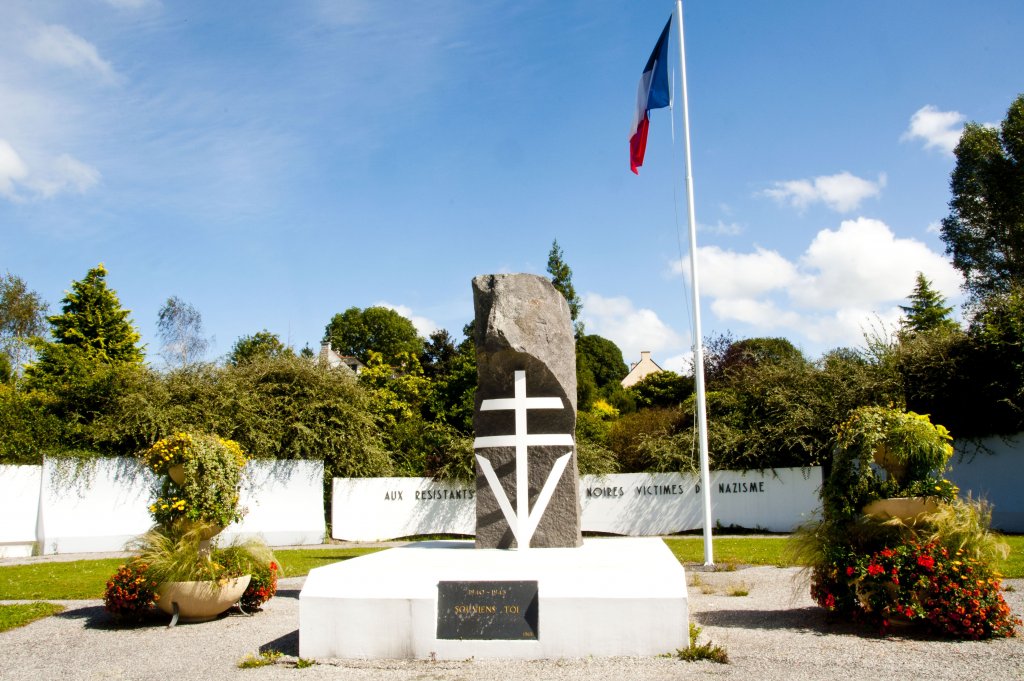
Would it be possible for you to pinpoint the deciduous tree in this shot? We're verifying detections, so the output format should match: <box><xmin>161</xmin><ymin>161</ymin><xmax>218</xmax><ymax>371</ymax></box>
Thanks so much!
<box><xmin>0</xmin><ymin>272</ymin><xmax>49</xmax><ymax>374</ymax></box>
<box><xmin>228</xmin><ymin>330</ymin><xmax>290</xmax><ymax>366</ymax></box>
<box><xmin>157</xmin><ymin>296</ymin><xmax>210</xmax><ymax>367</ymax></box>
<box><xmin>940</xmin><ymin>93</ymin><xmax>1024</xmax><ymax>303</ymax></box>
<box><xmin>324</xmin><ymin>306</ymin><xmax>422</xmax><ymax>367</ymax></box>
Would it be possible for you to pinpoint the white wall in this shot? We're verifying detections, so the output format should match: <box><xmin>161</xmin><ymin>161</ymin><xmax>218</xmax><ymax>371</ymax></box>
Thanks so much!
<box><xmin>225</xmin><ymin>459</ymin><xmax>326</xmax><ymax>546</ymax></box>
<box><xmin>947</xmin><ymin>434</ymin><xmax>1024</xmax><ymax>532</ymax></box>
<box><xmin>332</xmin><ymin>477</ymin><xmax>476</xmax><ymax>541</ymax></box>
<box><xmin>5</xmin><ymin>457</ymin><xmax>325</xmax><ymax>555</ymax></box>
<box><xmin>580</xmin><ymin>468</ymin><xmax>822</xmax><ymax>535</ymax></box>
<box><xmin>38</xmin><ymin>457</ymin><xmax>154</xmax><ymax>554</ymax></box>
<box><xmin>0</xmin><ymin>465</ymin><xmax>42</xmax><ymax>558</ymax></box>
<box><xmin>332</xmin><ymin>467</ymin><xmax>823</xmax><ymax>541</ymax></box>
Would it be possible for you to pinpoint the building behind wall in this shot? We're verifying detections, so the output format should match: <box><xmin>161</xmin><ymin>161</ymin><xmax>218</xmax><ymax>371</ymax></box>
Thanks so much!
<box><xmin>621</xmin><ymin>351</ymin><xmax>663</xmax><ymax>388</ymax></box>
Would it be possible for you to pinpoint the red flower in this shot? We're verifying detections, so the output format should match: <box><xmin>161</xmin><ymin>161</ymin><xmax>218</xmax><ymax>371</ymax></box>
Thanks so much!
<box><xmin>917</xmin><ymin>554</ymin><xmax>935</xmax><ymax>570</ymax></box>
<box><xmin>846</xmin><ymin>566</ymin><xmax>856</xmax><ymax>577</ymax></box>
<box><xmin>867</xmin><ymin>563</ymin><xmax>885</xmax><ymax>577</ymax></box>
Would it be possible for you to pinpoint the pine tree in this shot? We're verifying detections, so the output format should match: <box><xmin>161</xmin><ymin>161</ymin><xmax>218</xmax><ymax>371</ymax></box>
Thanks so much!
<box><xmin>899</xmin><ymin>272</ymin><xmax>958</xmax><ymax>334</ymax></box>
<box><xmin>546</xmin><ymin>239</ymin><xmax>583</xmax><ymax>335</ymax></box>
<box><xmin>41</xmin><ymin>264</ymin><xmax>144</xmax><ymax>364</ymax></box>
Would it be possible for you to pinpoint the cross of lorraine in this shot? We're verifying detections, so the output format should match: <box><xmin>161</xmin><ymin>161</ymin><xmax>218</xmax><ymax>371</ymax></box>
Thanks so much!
<box><xmin>473</xmin><ymin>369</ymin><xmax>573</xmax><ymax>551</ymax></box>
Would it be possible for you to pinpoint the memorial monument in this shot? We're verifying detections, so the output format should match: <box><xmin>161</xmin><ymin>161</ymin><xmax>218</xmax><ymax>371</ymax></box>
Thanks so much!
<box><xmin>299</xmin><ymin>273</ymin><xmax>688</xmax><ymax>659</ymax></box>
<box><xmin>471</xmin><ymin>273</ymin><xmax>582</xmax><ymax>549</ymax></box>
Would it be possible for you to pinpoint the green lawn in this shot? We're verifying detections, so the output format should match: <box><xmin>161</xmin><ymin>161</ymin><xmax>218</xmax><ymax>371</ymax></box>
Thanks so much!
<box><xmin>275</xmin><ymin>547</ymin><xmax>382</xmax><ymax>578</ymax></box>
<box><xmin>0</xmin><ymin>602</ymin><xmax>65</xmax><ymax>632</ymax></box>
<box><xmin>664</xmin><ymin>534</ymin><xmax>1024</xmax><ymax>578</ymax></box>
<box><xmin>1</xmin><ymin>537</ymin><xmax>1020</xmax><ymax>602</ymax></box>
<box><xmin>0</xmin><ymin>548</ymin><xmax>381</xmax><ymax>601</ymax></box>
<box><xmin>0</xmin><ymin>558</ymin><xmax>125</xmax><ymax>600</ymax></box>
<box><xmin>663</xmin><ymin>536</ymin><xmax>795</xmax><ymax>568</ymax></box>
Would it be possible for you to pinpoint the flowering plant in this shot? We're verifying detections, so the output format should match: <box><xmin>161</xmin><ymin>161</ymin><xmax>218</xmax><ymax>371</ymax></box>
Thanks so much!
<box><xmin>103</xmin><ymin>561</ymin><xmax>159</xmax><ymax>623</ymax></box>
<box><xmin>143</xmin><ymin>432</ymin><xmax>248</xmax><ymax>527</ymax></box>
<box><xmin>142</xmin><ymin>432</ymin><xmax>196</xmax><ymax>476</ymax></box>
<box><xmin>813</xmin><ymin>541</ymin><xmax>1019</xmax><ymax>639</ymax></box>
<box><xmin>239</xmin><ymin>560</ymin><xmax>279</xmax><ymax>611</ymax></box>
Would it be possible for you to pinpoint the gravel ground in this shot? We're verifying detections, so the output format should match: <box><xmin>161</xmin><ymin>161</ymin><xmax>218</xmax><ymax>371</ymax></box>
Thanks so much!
<box><xmin>1</xmin><ymin>563</ymin><xmax>1022</xmax><ymax>680</ymax></box>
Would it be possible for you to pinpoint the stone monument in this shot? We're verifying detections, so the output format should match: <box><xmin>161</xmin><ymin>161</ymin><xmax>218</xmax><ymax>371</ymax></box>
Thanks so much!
<box><xmin>298</xmin><ymin>273</ymin><xmax>688</xmax><ymax>660</ymax></box>
<box><xmin>471</xmin><ymin>273</ymin><xmax>582</xmax><ymax>549</ymax></box>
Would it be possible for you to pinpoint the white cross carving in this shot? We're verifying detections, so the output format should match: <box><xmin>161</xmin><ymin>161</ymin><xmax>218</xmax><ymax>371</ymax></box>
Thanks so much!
<box><xmin>473</xmin><ymin>370</ymin><xmax>573</xmax><ymax>550</ymax></box>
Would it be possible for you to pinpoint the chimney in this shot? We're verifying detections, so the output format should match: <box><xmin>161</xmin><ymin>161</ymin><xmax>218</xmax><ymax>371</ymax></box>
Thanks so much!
<box><xmin>640</xmin><ymin>351</ymin><xmax>651</xmax><ymax>362</ymax></box>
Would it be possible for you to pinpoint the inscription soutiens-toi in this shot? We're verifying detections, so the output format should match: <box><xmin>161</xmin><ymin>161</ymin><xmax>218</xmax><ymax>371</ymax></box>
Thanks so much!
<box><xmin>437</xmin><ymin>581</ymin><xmax>539</xmax><ymax>640</ymax></box>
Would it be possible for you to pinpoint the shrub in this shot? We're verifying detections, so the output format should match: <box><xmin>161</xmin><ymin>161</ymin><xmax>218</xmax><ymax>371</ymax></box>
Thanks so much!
<box><xmin>815</xmin><ymin>541</ymin><xmax>1019</xmax><ymax>639</ymax></box>
<box><xmin>103</xmin><ymin>561</ymin><xmax>158</xmax><ymax>623</ymax></box>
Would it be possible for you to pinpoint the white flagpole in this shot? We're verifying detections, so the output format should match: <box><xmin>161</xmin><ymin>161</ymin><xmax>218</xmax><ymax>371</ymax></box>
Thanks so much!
<box><xmin>674</xmin><ymin>0</ymin><xmax>714</xmax><ymax>566</ymax></box>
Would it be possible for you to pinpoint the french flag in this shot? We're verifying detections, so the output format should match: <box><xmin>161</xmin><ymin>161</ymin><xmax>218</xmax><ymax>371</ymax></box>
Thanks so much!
<box><xmin>629</xmin><ymin>18</ymin><xmax>672</xmax><ymax>174</ymax></box>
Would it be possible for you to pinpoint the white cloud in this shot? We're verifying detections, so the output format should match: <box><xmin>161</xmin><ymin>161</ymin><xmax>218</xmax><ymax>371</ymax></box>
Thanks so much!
<box><xmin>675</xmin><ymin>245</ymin><xmax>799</xmax><ymax>299</ymax></box>
<box><xmin>902</xmin><ymin>105</ymin><xmax>964</xmax><ymax>155</ymax></box>
<box><xmin>28</xmin><ymin>154</ymin><xmax>101</xmax><ymax>197</ymax></box>
<box><xmin>376</xmin><ymin>302</ymin><xmax>439</xmax><ymax>338</ymax></box>
<box><xmin>762</xmin><ymin>171</ymin><xmax>886</xmax><ymax>213</ymax></box>
<box><xmin>793</xmin><ymin>217</ymin><xmax>960</xmax><ymax>309</ymax></box>
<box><xmin>700</xmin><ymin>220</ymin><xmax>743</xmax><ymax>236</ymax></box>
<box><xmin>710</xmin><ymin>297</ymin><xmax>803</xmax><ymax>329</ymax></box>
<box><xmin>671</xmin><ymin>217</ymin><xmax>963</xmax><ymax>352</ymax></box>
<box><xmin>0</xmin><ymin>139</ymin><xmax>29</xmax><ymax>199</ymax></box>
<box><xmin>27</xmin><ymin>24</ymin><xmax>119</xmax><ymax>84</ymax></box>
<box><xmin>581</xmin><ymin>293</ymin><xmax>687</xmax><ymax>368</ymax></box>
<box><xmin>0</xmin><ymin>139</ymin><xmax>100</xmax><ymax>201</ymax></box>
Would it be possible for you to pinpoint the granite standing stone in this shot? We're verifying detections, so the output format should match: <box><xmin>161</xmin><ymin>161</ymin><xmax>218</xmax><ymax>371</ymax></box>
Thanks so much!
<box><xmin>472</xmin><ymin>273</ymin><xmax>582</xmax><ymax>549</ymax></box>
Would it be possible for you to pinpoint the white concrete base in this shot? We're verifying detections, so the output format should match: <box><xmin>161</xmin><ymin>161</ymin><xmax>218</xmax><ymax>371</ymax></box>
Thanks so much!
<box><xmin>299</xmin><ymin>537</ymin><xmax>687</xmax><ymax>660</ymax></box>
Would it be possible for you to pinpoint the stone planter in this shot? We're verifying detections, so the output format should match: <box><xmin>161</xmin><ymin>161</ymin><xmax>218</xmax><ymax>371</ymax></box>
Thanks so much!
<box><xmin>156</xmin><ymin>575</ymin><xmax>251</xmax><ymax>623</ymax></box>
<box><xmin>862</xmin><ymin>497</ymin><xmax>939</xmax><ymax>523</ymax></box>
<box><xmin>872</xmin><ymin>443</ymin><xmax>907</xmax><ymax>484</ymax></box>
<box><xmin>168</xmin><ymin>464</ymin><xmax>186</xmax><ymax>487</ymax></box>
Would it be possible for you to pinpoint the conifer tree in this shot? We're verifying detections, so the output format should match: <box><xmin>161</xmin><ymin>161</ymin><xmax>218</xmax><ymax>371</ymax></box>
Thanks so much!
<box><xmin>546</xmin><ymin>239</ymin><xmax>583</xmax><ymax>335</ymax></box>
<box><xmin>899</xmin><ymin>272</ymin><xmax>958</xmax><ymax>334</ymax></box>
<box><xmin>36</xmin><ymin>264</ymin><xmax>144</xmax><ymax>365</ymax></box>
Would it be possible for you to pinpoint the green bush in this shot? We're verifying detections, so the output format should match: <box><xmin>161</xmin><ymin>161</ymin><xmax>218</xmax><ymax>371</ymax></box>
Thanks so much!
<box><xmin>0</xmin><ymin>385</ymin><xmax>62</xmax><ymax>465</ymax></box>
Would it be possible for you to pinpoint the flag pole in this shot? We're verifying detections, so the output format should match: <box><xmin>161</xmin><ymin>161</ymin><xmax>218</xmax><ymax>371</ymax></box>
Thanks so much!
<box><xmin>674</xmin><ymin>0</ymin><xmax>714</xmax><ymax>566</ymax></box>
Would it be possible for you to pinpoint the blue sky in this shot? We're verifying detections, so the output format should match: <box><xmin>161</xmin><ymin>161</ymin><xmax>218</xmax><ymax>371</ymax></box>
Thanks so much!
<box><xmin>3</xmin><ymin>0</ymin><xmax>1022</xmax><ymax>371</ymax></box>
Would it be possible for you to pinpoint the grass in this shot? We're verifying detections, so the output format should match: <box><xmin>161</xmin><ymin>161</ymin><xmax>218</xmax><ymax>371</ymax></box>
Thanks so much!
<box><xmin>675</xmin><ymin>623</ymin><xmax>728</xmax><ymax>664</ymax></box>
<box><xmin>0</xmin><ymin>558</ymin><xmax>124</xmax><ymax>600</ymax></box>
<box><xmin>1000</xmin><ymin>535</ymin><xmax>1024</xmax><ymax>578</ymax></box>
<box><xmin>664</xmin><ymin>534</ymin><xmax>1024</xmax><ymax>578</ymax></box>
<box><xmin>726</xmin><ymin>582</ymin><xmax>750</xmax><ymax>597</ymax></box>
<box><xmin>274</xmin><ymin>547</ymin><xmax>381</xmax><ymax>578</ymax></box>
<box><xmin>0</xmin><ymin>547</ymin><xmax>381</xmax><ymax>601</ymax></box>
<box><xmin>0</xmin><ymin>602</ymin><xmax>65</xmax><ymax>632</ymax></box>
<box><xmin>0</xmin><ymin>536</ymin><xmax>1020</xmax><ymax>602</ymax></box>
<box><xmin>237</xmin><ymin>650</ymin><xmax>282</xmax><ymax>668</ymax></box>
<box><xmin>664</xmin><ymin>536</ymin><xmax>793</xmax><ymax>567</ymax></box>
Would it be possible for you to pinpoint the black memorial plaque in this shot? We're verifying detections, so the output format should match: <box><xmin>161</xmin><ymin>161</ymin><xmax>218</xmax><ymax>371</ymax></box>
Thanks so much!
<box><xmin>436</xmin><ymin>580</ymin><xmax>539</xmax><ymax>640</ymax></box>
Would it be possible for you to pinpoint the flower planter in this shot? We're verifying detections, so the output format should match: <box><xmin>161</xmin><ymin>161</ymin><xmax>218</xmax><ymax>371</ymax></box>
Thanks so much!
<box><xmin>872</xmin><ymin>443</ymin><xmax>907</xmax><ymax>483</ymax></box>
<box><xmin>156</xmin><ymin>575</ymin><xmax>251</xmax><ymax>623</ymax></box>
<box><xmin>862</xmin><ymin>497</ymin><xmax>939</xmax><ymax>523</ymax></box>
